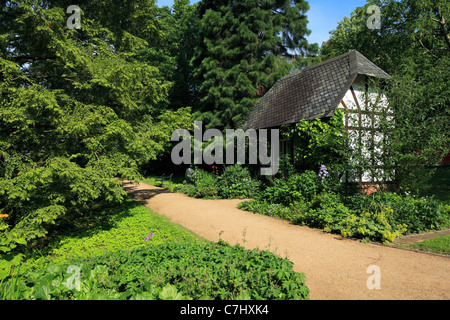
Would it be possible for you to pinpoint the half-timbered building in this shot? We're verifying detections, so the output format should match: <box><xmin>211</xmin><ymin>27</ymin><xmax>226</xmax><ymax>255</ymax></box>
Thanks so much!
<box><xmin>245</xmin><ymin>50</ymin><xmax>393</xmax><ymax>185</ymax></box>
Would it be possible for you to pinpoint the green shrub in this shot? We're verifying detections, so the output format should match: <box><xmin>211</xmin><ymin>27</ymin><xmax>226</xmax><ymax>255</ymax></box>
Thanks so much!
<box><xmin>173</xmin><ymin>183</ymin><xmax>197</xmax><ymax>197</ymax></box>
<box><xmin>344</xmin><ymin>192</ymin><xmax>450</xmax><ymax>234</ymax></box>
<box><xmin>241</xmin><ymin>192</ymin><xmax>409</xmax><ymax>244</ymax></box>
<box><xmin>277</xmin><ymin>154</ymin><xmax>296</xmax><ymax>178</ymax></box>
<box><xmin>299</xmin><ymin>193</ymin><xmax>409</xmax><ymax>243</ymax></box>
<box><xmin>439</xmin><ymin>204</ymin><xmax>450</xmax><ymax>228</ymax></box>
<box><xmin>259</xmin><ymin>171</ymin><xmax>320</xmax><ymax>206</ymax></box>
<box><xmin>184</xmin><ymin>168</ymin><xmax>220</xmax><ymax>198</ymax></box>
<box><xmin>216</xmin><ymin>165</ymin><xmax>261</xmax><ymax>199</ymax></box>
<box><xmin>298</xmin><ymin>192</ymin><xmax>351</xmax><ymax>233</ymax></box>
<box><xmin>9</xmin><ymin>241</ymin><xmax>310</xmax><ymax>300</ymax></box>
<box><xmin>378</xmin><ymin>193</ymin><xmax>448</xmax><ymax>233</ymax></box>
<box><xmin>179</xmin><ymin>165</ymin><xmax>262</xmax><ymax>200</ymax></box>
<box><xmin>339</xmin><ymin>207</ymin><xmax>408</xmax><ymax>244</ymax></box>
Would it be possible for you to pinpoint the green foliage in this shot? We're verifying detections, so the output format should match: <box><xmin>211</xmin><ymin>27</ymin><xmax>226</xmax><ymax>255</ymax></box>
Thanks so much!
<box><xmin>0</xmin><ymin>1</ymin><xmax>192</xmax><ymax>244</ymax></box>
<box><xmin>344</xmin><ymin>192</ymin><xmax>450</xmax><ymax>234</ymax></box>
<box><xmin>258</xmin><ymin>171</ymin><xmax>321</xmax><ymax>206</ymax></box>
<box><xmin>281</xmin><ymin>110</ymin><xmax>350</xmax><ymax>174</ymax></box>
<box><xmin>339</xmin><ymin>207</ymin><xmax>408</xmax><ymax>245</ymax></box>
<box><xmin>417</xmin><ymin>166</ymin><xmax>450</xmax><ymax>204</ymax></box>
<box><xmin>239</xmin><ymin>201</ymin><xmax>299</xmax><ymax>222</ymax></box>
<box><xmin>241</xmin><ymin>164</ymin><xmax>449</xmax><ymax>244</ymax></box>
<box><xmin>321</xmin><ymin>0</ymin><xmax>450</xmax><ymax>75</ymax></box>
<box><xmin>20</xmin><ymin>199</ymin><xmax>202</xmax><ymax>273</ymax></box>
<box><xmin>277</xmin><ymin>154</ymin><xmax>297</xmax><ymax>178</ymax></box>
<box><xmin>1</xmin><ymin>262</ymin><xmax>189</xmax><ymax>300</ymax></box>
<box><xmin>176</xmin><ymin>165</ymin><xmax>261</xmax><ymax>199</ymax></box>
<box><xmin>181</xmin><ymin>167</ymin><xmax>220</xmax><ymax>198</ymax></box>
<box><xmin>142</xmin><ymin>0</ymin><xmax>201</xmax><ymax>110</ymax></box>
<box><xmin>301</xmin><ymin>192</ymin><xmax>350</xmax><ymax>231</ymax></box>
<box><xmin>0</xmin><ymin>219</ymin><xmax>26</xmax><ymax>281</ymax></box>
<box><xmin>4</xmin><ymin>241</ymin><xmax>309</xmax><ymax>300</ymax></box>
<box><xmin>216</xmin><ymin>165</ymin><xmax>260</xmax><ymax>199</ymax></box>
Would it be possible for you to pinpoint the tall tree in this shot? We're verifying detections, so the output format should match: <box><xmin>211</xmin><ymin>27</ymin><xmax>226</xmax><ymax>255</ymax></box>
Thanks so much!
<box><xmin>192</xmin><ymin>0</ymin><xmax>318</xmax><ymax>130</ymax></box>
<box><xmin>154</xmin><ymin>0</ymin><xmax>202</xmax><ymax>110</ymax></box>
<box><xmin>321</xmin><ymin>0</ymin><xmax>449</xmax><ymax>76</ymax></box>
<box><xmin>0</xmin><ymin>0</ymin><xmax>191</xmax><ymax>243</ymax></box>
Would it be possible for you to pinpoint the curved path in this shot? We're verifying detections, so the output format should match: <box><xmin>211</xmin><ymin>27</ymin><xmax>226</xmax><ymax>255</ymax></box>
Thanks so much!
<box><xmin>123</xmin><ymin>180</ymin><xmax>449</xmax><ymax>300</ymax></box>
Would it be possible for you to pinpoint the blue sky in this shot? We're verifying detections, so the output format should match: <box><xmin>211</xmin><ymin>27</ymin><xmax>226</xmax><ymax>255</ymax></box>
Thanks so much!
<box><xmin>155</xmin><ymin>0</ymin><xmax>368</xmax><ymax>45</ymax></box>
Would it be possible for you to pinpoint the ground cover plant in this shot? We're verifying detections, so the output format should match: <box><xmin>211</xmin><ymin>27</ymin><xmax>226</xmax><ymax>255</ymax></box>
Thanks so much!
<box><xmin>9</xmin><ymin>241</ymin><xmax>309</xmax><ymax>300</ymax></box>
<box><xmin>19</xmin><ymin>198</ymin><xmax>203</xmax><ymax>272</ymax></box>
<box><xmin>0</xmin><ymin>197</ymin><xmax>310</xmax><ymax>300</ymax></box>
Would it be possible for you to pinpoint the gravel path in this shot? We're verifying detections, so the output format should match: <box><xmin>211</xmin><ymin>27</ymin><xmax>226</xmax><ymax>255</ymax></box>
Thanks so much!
<box><xmin>123</xmin><ymin>180</ymin><xmax>449</xmax><ymax>300</ymax></box>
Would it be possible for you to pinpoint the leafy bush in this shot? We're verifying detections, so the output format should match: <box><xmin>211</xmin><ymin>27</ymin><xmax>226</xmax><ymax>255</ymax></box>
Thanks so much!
<box><xmin>184</xmin><ymin>168</ymin><xmax>219</xmax><ymax>198</ymax></box>
<box><xmin>281</xmin><ymin>110</ymin><xmax>349</xmax><ymax>172</ymax></box>
<box><xmin>6</xmin><ymin>241</ymin><xmax>310</xmax><ymax>300</ymax></box>
<box><xmin>216</xmin><ymin>165</ymin><xmax>261</xmax><ymax>199</ymax></box>
<box><xmin>259</xmin><ymin>171</ymin><xmax>320</xmax><ymax>206</ymax></box>
<box><xmin>301</xmin><ymin>192</ymin><xmax>350</xmax><ymax>232</ymax></box>
<box><xmin>339</xmin><ymin>207</ymin><xmax>408</xmax><ymax>244</ymax></box>
<box><xmin>179</xmin><ymin>165</ymin><xmax>261</xmax><ymax>199</ymax></box>
<box><xmin>173</xmin><ymin>183</ymin><xmax>197</xmax><ymax>197</ymax></box>
<box><xmin>242</xmin><ymin>192</ymin><xmax>410</xmax><ymax>244</ymax></box>
<box><xmin>343</xmin><ymin>192</ymin><xmax>450</xmax><ymax>234</ymax></box>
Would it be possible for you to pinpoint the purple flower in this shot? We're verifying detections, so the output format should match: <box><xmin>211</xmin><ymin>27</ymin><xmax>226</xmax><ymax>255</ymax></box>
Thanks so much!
<box><xmin>145</xmin><ymin>232</ymin><xmax>154</xmax><ymax>242</ymax></box>
<box><xmin>317</xmin><ymin>165</ymin><xmax>329</xmax><ymax>180</ymax></box>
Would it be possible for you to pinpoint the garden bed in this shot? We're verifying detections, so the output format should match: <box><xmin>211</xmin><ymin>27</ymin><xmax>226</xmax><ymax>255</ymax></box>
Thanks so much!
<box><xmin>1</xmin><ymin>197</ymin><xmax>309</xmax><ymax>300</ymax></box>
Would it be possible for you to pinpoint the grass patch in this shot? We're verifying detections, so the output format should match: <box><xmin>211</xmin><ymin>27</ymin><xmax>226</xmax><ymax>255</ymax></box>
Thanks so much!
<box><xmin>402</xmin><ymin>235</ymin><xmax>450</xmax><ymax>255</ymax></box>
<box><xmin>23</xmin><ymin>198</ymin><xmax>204</xmax><ymax>272</ymax></box>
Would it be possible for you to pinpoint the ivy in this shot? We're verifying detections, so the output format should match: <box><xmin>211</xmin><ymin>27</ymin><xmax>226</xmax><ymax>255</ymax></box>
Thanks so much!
<box><xmin>281</xmin><ymin>109</ymin><xmax>350</xmax><ymax>175</ymax></box>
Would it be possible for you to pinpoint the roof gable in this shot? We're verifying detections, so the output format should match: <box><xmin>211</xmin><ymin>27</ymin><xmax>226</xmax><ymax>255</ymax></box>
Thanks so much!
<box><xmin>245</xmin><ymin>50</ymin><xmax>390</xmax><ymax>129</ymax></box>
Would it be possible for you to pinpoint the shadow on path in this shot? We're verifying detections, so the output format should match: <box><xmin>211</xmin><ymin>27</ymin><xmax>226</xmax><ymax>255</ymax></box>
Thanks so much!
<box><xmin>123</xmin><ymin>180</ymin><xmax>170</xmax><ymax>205</ymax></box>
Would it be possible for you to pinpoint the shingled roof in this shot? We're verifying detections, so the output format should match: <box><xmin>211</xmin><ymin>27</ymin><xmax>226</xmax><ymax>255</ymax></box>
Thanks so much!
<box><xmin>245</xmin><ymin>50</ymin><xmax>390</xmax><ymax>129</ymax></box>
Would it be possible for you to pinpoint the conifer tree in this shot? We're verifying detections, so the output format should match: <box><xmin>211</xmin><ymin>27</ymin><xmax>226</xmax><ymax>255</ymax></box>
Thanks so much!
<box><xmin>192</xmin><ymin>0</ymin><xmax>318</xmax><ymax>130</ymax></box>
<box><xmin>0</xmin><ymin>0</ymin><xmax>191</xmax><ymax>243</ymax></box>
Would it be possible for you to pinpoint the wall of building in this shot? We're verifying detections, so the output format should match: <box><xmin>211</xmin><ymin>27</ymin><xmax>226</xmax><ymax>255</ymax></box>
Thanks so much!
<box><xmin>336</xmin><ymin>74</ymin><xmax>393</xmax><ymax>184</ymax></box>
